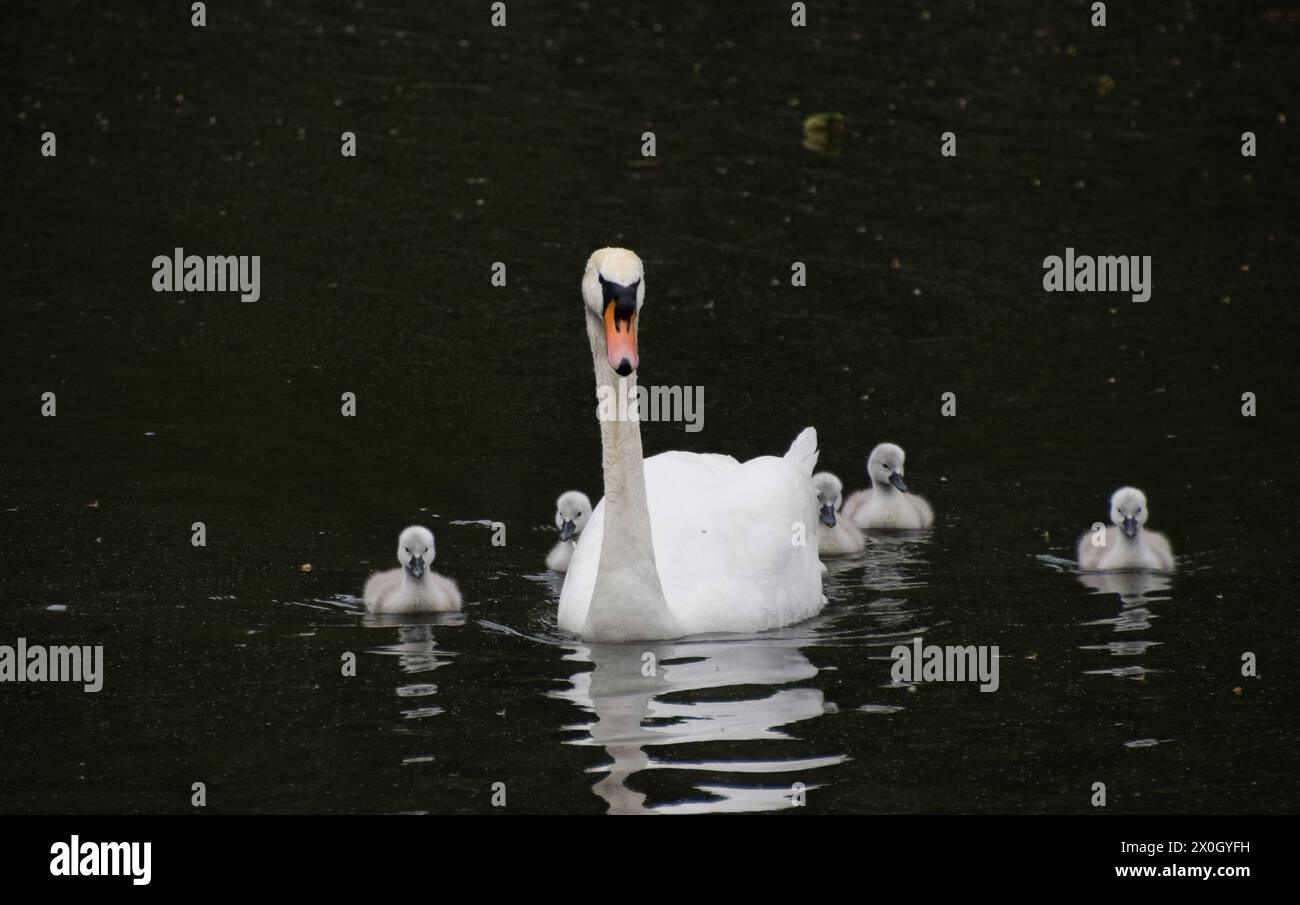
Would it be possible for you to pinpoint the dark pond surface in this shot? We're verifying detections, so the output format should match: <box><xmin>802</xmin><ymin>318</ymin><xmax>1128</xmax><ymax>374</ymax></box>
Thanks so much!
<box><xmin>1</xmin><ymin>0</ymin><xmax>1297</xmax><ymax>813</ymax></box>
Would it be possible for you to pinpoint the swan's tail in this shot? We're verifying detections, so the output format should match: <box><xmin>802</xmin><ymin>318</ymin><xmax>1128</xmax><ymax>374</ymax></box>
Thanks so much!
<box><xmin>784</xmin><ymin>427</ymin><xmax>819</xmax><ymax>477</ymax></box>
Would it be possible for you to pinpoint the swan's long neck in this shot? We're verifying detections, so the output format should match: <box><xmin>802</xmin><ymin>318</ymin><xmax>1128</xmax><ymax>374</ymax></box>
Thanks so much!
<box><xmin>584</xmin><ymin>313</ymin><xmax>678</xmax><ymax>640</ymax></box>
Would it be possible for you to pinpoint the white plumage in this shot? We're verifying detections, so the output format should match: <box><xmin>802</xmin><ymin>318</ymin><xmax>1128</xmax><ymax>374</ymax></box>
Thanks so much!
<box><xmin>1076</xmin><ymin>486</ymin><xmax>1174</xmax><ymax>571</ymax></box>
<box><xmin>812</xmin><ymin>471</ymin><xmax>865</xmax><ymax>555</ymax></box>
<box><xmin>546</xmin><ymin>490</ymin><xmax>592</xmax><ymax>572</ymax></box>
<box><xmin>363</xmin><ymin>525</ymin><xmax>462</xmax><ymax>613</ymax></box>
<box><xmin>559</xmin><ymin>432</ymin><xmax>827</xmax><ymax>638</ymax></box>
<box><xmin>842</xmin><ymin>442</ymin><xmax>934</xmax><ymax>530</ymax></box>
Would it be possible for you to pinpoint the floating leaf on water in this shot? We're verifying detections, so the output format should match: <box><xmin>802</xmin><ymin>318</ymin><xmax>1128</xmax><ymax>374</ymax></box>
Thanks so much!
<box><xmin>802</xmin><ymin>112</ymin><xmax>846</xmax><ymax>155</ymax></box>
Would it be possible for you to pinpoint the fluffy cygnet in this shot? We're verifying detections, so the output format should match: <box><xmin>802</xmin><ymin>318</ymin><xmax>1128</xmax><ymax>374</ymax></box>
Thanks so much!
<box><xmin>363</xmin><ymin>525</ymin><xmax>462</xmax><ymax>613</ymax></box>
<box><xmin>1076</xmin><ymin>486</ymin><xmax>1174</xmax><ymax>572</ymax></box>
<box><xmin>546</xmin><ymin>491</ymin><xmax>592</xmax><ymax>572</ymax></box>
<box><xmin>842</xmin><ymin>443</ymin><xmax>935</xmax><ymax>530</ymax></box>
<box><xmin>812</xmin><ymin>472</ymin><xmax>865</xmax><ymax>555</ymax></box>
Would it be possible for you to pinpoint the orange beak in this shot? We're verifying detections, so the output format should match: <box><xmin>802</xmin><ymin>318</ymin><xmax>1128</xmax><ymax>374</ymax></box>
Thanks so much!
<box><xmin>604</xmin><ymin>304</ymin><xmax>638</xmax><ymax>376</ymax></box>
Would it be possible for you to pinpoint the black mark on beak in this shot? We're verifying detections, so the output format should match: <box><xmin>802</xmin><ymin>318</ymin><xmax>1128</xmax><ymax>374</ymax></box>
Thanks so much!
<box><xmin>889</xmin><ymin>472</ymin><xmax>909</xmax><ymax>493</ymax></box>
<box><xmin>406</xmin><ymin>555</ymin><xmax>425</xmax><ymax>579</ymax></box>
<box><xmin>1121</xmin><ymin>517</ymin><xmax>1138</xmax><ymax>540</ymax></box>
<box><xmin>559</xmin><ymin>520</ymin><xmax>576</xmax><ymax>541</ymax></box>
<box><xmin>820</xmin><ymin>503</ymin><xmax>837</xmax><ymax>527</ymax></box>
<box><xmin>600</xmin><ymin>276</ymin><xmax>640</xmax><ymax>376</ymax></box>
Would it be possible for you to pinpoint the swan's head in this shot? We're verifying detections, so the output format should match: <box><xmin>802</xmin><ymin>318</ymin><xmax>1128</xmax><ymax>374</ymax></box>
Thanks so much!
<box><xmin>867</xmin><ymin>443</ymin><xmax>909</xmax><ymax>492</ymax></box>
<box><xmin>396</xmin><ymin>525</ymin><xmax>435</xmax><ymax>579</ymax></box>
<box><xmin>554</xmin><ymin>490</ymin><xmax>592</xmax><ymax>542</ymax></box>
<box><xmin>1109</xmin><ymin>487</ymin><xmax>1149</xmax><ymax>540</ymax></box>
<box><xmin>583</xmin><ymin>247</ymin><xmax>645</xmax><ymax>377</ymax></box>
<box><xmin>812</xmin><ymin>472</ymin><xmax>843</xmax><ymax>527</ymax></box>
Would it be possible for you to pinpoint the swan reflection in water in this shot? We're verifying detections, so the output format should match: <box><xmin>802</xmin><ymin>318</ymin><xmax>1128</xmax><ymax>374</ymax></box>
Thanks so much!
<box><xmin>553</xmin><ymin>629</ymin><xmax>847</xmax><ymax>814</ymax></box>
<box><xmin>1075</xmin><ymin>570</ymin><xmax>1173</xmax><ymax>679</ymax></box>
<box><xmin>362</xmin><ymin>613</ymin><xmax>465</xmax><ymax>720</ymax></box>
<box><xmin>1076</xmin><ymin>569</ymin><xmax>1173</xmax><ymax>608</ymax></box>
<box><xmin>857</xmin><ymin>532</ymin><xmax>932</xmax><ymax>593</ymax></box>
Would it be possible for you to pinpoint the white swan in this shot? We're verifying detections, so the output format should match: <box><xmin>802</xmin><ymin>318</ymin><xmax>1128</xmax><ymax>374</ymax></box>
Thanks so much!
<box><xmin>558</xmin><ymin>248</ymin><xmax>825</xmax><ymax>641</ymax></box>
<box><xmin>547</xmin><ymin>490</ymin><xmax>592</xmax><ymax>572</ymax></box>
<box><xmin>363</xmin><ymin>525</ymin><xmax>463</xmax><ymax>613</ymax></box>
<box><xmin>1076</xmin><ymin>487</ymin><xmax>1174</xmax><ymax>571</ymax></box>
<box><xmin>812</xmin><ymin>472</ymin><xmax>865</xmax><ymax>555</ymax></box>
<box><xmin>842</xmin><ymin>442</ymin><xmax>934</xmax><ymax>530</ymax></box>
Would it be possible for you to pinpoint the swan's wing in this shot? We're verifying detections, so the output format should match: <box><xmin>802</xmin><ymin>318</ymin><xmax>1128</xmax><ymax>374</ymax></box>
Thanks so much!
<box><xmin>363</xmin><ymin>569</ymin><xmax>400</xmax><ymax>610</ymax></box>
<box><xmin>783</xmin><ymin>427</ymin><xmax>819</xmax><ymax>477</ymax></box>
<box><xmin>651</xmin><ymin>450</ymin><xmax>742</xmax><ymax>483</ymax></box>
<box><xmin>560</xmin><ymin>442</ymin><xmax>825</xmax><ymax>637</ymax></box>
<box><xmin>428</xmin><ymin>573</ymin><xmax>463</xmax><ymax>610</ymax></box>
<box><xmin>645</xmin><ymin>451</ymin><xmax>824</xmax><ymax>635</ymax></box>
<box><xmin>829</xmin><ymin>520</ymin><xmax>865</xmax><ymax>554</ymax></box>
<box><xmin>662</xmin><ymin>449</ymin><xmax>747</xmax><ymax>484</ymax></box>
<box><xmin>841</xmin><ymin>488</ymin><xmax>871</xmax><ymax>522</ymax></box>
<box><xmin>909</xmin><ymin>493</ymin><xmax>935</xmax><ymax>528</ymax></box>
<box><xmin>1076</xmin><ymin>527</ymin><xmax>1117</xmax><ymax>570</ymax></box>
<box><xmin>1075</xmin><ymin>532</ymin><xmax>1096</xmax><ymax>569</ymax></box>
<box><xmin>1145</xmin><ymin>531</ymin><xmax>1175</xmax><ymax>570</ymax></box>
<box><xmin>546</xmin><ymin>540</ymin><xmax>573</xmax><ymax>572</ymax></box>
<box><xmin>559</xmin><ymin>451</ymin><xmax>743</xmax><ymax>632</ymax></box>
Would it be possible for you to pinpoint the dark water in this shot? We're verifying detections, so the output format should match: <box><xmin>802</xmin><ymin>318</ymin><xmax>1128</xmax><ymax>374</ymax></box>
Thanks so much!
<box><xmin>2</xmin><ymin>1</ymin><xmax>1298</xmax><ymax>813</ymax></box>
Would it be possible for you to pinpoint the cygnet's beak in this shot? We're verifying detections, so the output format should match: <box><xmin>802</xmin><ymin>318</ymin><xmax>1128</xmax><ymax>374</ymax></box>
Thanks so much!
<box><xmin>1121</xmin><ymin>517</ymin><xmax>1138</xmax><ymax>540</ymax></box>
<box><xmin>559</xmin><ymin>519</ymin><xmax>576</xmax><ymax>542</ymax></box>
<box><xmin>406</xmin><ymin>555</ymin><xmax>425</xmax><ymax>579</ymax></box>
<box><xmin>889</xmin><ymin>472</ymin><xmax>909</xmax><ymax>493</ymax></box>
<box><xmin>819</xmin><ymin>503</ymin><xmax>837</xmax><ymax>528</ymax></box>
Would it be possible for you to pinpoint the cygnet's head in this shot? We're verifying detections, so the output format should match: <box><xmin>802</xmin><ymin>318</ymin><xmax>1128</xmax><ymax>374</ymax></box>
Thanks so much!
<box><xmin>582</xmin><ymin>247</ymin><xmax>645</xmax><ymax>377</ymax></box>
<box><xmin>396</xmin><ymin>525</ymin><xmax>435</xmax><ymax>579</ymax></box>
<box><xmin>867</xmin><ymin>443</ymin><xmax>909</xmax><ymax>492</ymax></box>
<box><xmin>1109</xmin><ymin>487</ymin><xmax>1149</xmax><ymax>540</ymax></box>
<box><xmin>812</xmin><ymin>472</ymin><xmax>843</xmax><ymax>527</ymax></box>
<box><xmin>554</xmin><ymin>490</ymin><xmax>592</xmax><ymax>541</ymax></box>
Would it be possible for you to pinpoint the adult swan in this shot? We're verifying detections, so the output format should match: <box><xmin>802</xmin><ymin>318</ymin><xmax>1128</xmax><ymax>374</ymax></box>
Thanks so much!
<box><xmin>558</xmin><ymin>248</ymin><xmax>826</xmax><ymax>642</ymax></box>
